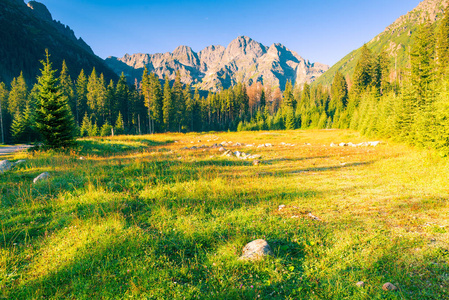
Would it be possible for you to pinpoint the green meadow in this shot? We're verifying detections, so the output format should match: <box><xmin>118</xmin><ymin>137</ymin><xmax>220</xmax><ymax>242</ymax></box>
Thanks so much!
<box><xmin>0</xmin><ymin>129</ymin><xmax>448</xmax><ymax>299</ymax></box>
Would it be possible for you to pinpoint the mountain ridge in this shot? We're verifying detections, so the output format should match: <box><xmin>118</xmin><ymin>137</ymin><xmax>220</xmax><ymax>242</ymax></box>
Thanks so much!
<box><xmin>106</xmin><ymin>36</ymin><xmax>329</xmax><ymax>91</ymax></box>
<box><xmin>314</xmin><ymin>0</ymin><xmax>449</xmax><ymax>86</ymax></box>
<box><xmin>0</xmin><ymin>0</ymin><xmax>117</xmax><ymax>85</ymax></box>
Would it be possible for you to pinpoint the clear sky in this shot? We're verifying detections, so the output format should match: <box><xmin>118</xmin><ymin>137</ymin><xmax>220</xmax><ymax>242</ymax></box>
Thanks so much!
<box><xmin>37</xmin><ymin>0</ymin><xmax>423</xmax><ymax>66</ymax></box>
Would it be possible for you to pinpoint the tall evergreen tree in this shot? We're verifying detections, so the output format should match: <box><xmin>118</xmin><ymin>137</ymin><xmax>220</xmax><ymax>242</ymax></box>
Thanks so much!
<box><xmin>8</xmin><ymin>72</ymin><xmax>28</xmax><ymax>116</ymax></box>
<box><xmin>329</xmin><ymin>71</ymin><xmax>348</xmax><ymax>117</ymax></box>
<box><xmin>75</xmin><ymin>69</ymin><xmax>88</xmax><ymax>126</ymax></box>
<box><xmin>34</xmin><ymin>51</ymin><xmax>76</xmax><ymax>148</ymax></box>
<box><xmin>436</xmin><ymin>7</ymin><xmax>449</xmax><ymax>77</ymax></box>
<box><xmin>172</xmin><ymin>71</ymin><xmax>185</xmax><ymax>132</ymax></box>
<box><xmin>59</xmin><ymin>60</ymin><xmax>75</xmax><ymax>119</ymax></box>
<box><xmin>162</xmin><ymin>75</ymin><xmax>172</xmax><ymax>131</ymax></box>
<box><xmin>352</xmin><ymin>44</ymin><xmax>373</xmax><ymax>93</ymax></box>
<box><xmin>0</xmin><ymin>82</ymin><xmax>7</xmax><ymax>144</ymax></box>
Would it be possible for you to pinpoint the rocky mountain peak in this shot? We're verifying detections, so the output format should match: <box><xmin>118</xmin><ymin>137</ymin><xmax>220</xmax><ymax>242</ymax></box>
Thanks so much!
<box><xmin>27</xmin><ymin>1</ymin><xmax>52</xmax><ymax>22</ymax></box>
<box><xmin>106</xmin><ymin>36</ymin><xmax>329</xmax><ymax>91</ymax></box>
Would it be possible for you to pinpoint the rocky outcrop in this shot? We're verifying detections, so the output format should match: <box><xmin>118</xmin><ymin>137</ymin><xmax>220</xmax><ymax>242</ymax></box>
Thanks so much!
<box><xmin>106</xmin><ymin>36</ymin><xmax>329</xmax><ymax>91</ymax></box>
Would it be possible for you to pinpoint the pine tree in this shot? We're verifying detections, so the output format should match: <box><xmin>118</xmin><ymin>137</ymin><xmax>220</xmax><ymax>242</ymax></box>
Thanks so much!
<box><xmin>141</xmin><ymin>67</ymin><xmax>153</xmax><ymax>133</ymax></box>
<box><xmin>80</xmin><ymin>113</ymin><xmax>91</xmax><ymax>137</ymax></box>
<box><xmin>162</xmin><ymin>75</ymin><xmax>172</xmax><ymax>131</ymax></box>
<box><xmin>59</xmin><ymin>60</ymin><xmax>75</xmax><ymax>120</ymax></box>
<box><xmin>75</xmin><ymin>69</ymin><xmax>88</xmax><ymax>126</ymax></box>
<box><xmin>411</xmin><ymin>20</ymin><xmax>436</xmax><ymax>107</ymax></box>
<box><xmin>115</xmin><ymin>111</ymin><xmax>125</xmax><ymax>135</ymax></box>
<box><xmin>353</xmin><ymin>44</ymin><xmax>373</xmax><ymax>93</ymax></box>
<box><xmin>11</xmin><ymin>104</ymin><xmax>35</xmax><ymax>143</ymax></box>
<box><xmin>172</xmin><ymin>71</ymin><xmax>184</xmax><ymax>132</ymax></box>
<box><xmin>0</xmin><ymin>82</ymin><xmax>7</xmax><ymax>144</ymax></box>
<box><xmin>115</xmin><ymin>73</ymin><xmax>129</xmax><ymax>128</ymax></box>
<box><xmin>8</xmin><ymin>72</ymin><xmax>28</xmax><ymax>116</ymax></box>
<box><xmin>436</xmin><ymin>7</ymin><xmax>449</xmax><ymax>77</ymax></box>
<box><xmin>329</xmin><ymin>71</ymin><xmax>348</xmax><ymax>117</ymax></box>
<box><xmin>34</xmin><ymin>51</ymin><xmax>76</xmax><ymax>148</ymax></box>
<box><xmin>184</xmin><ymin>84</ymin><xmax>193</xmax><ymax>131</ymax></box>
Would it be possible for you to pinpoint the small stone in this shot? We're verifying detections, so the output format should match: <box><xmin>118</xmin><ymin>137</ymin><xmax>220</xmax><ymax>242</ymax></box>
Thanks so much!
<box><xmin>79</xmin><ymin>157</ymin><xmax>86</xmax><ymax>160</ymax></box>
<box><xmin>0</xmin><ymin>160</ymin><xmax>13</xmax><ymax>174</ymax></box>
<box><xmin>253</xmin><ymin>160</ymin><xmax>260</xmax><ymax>166</ymax></box>
<box><xmin>240</xmin><ymin>239</ymin><xmax>273</xmax><ymax>260</ymax></box>
<box><xmin>219</xmin><ymin>147</ymin><xmax>226</xmax><ymax>152</ymax></box>
<box><xmin>382</xmin><ymin>282</ymin><xmax>398</xmax><ymax>291</ymax></box>
<box><xmin>13</xmin><ymin>159</ymin><xmax>26</xmax><ymax>166</ymax></box>
<box><xmin>356</xmin><ymin>281</ymin><xmax>365</xmax><ymax>287</ymax></box>
<box><xmin>33</xmin><ymin>172</ymin><xmax>50</xmax><ymax>184</ymax></box>
<box><xmin>278</xmin><ymin>204</ymin><xmax>286</xmax><ymax>211</ymax></box>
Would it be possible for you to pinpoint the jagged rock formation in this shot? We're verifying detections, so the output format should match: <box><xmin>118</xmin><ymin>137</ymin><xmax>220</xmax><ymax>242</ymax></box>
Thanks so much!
<box><xmin>0</xmin><ymin>0</ymin><xmax>117</xmax><ymax>85</ymax></box>
<box><xmin>314</xmin><ymin>0</ymin><xmax>449</xmax><ymax>86</ymax></box>
<box><xmin>106</xmin><ymin>36</ymin><xmax>329</xmax><ymax>91</ymax></box>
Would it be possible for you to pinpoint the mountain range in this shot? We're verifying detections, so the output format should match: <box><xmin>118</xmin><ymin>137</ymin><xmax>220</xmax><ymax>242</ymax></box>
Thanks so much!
<box><xmin>105</xmin><ymin>36</ymin><xmax>329</xmax><ymax>91</ymax></box>
<box><xmin>0</xmin><ymin>0</ymin><xmax>117</xmax><ymax>85</ymax></box>
<box><xmin>314</xmin><ymin>0</ymin><xmax>449</xmax><ymax>86</ymax></box>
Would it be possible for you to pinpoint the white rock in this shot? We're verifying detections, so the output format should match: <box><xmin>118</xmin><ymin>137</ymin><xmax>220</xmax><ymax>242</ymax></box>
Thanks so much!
<box><xmin>356</xmin><ymin>281</ymin><xmax>365</xmax><ymax>287</ymax></box>
<box><xmin>33</xmin><ymin>172</ymin><xmax>50</xmax><ymax>184</ymax></box>
<box><xmin>265</xmin><ymin>143</ymin><xmax>273</xmax><ymax>147</ymax></box>
<box><xmin>330</xmin><ymin>143</ymin><xmax>337</xmax><ymax>147</ymax></box>
<box><xmin>240</xmin><ymin>239</ymin><xmax>273</xmax><ymax>260</ymax></box>
<box><xmin>13</xmin><ymin>159</ymin><xmax>26</xmax><ymax>166</ymax></box>
<box><xmin>79</xmin><ymin>157</ymin><xmax>86</xmax><ymax>160</ymax></box>
<box><xmin>0</xmin><ymin>160</ymin><xmax>13</xmax><ymax>173</ymax></box>
<box><xmin>369</xmin><ymin>141</ymin><xmax>380</xmax><ymax>147</ymax></box>
<box><xmin>339</xmin><ymin>142</ymin><xmax>347</xmax><ymax>147</ymax></box>
<box><xmin>219</xmin><ymin>147</ymin><xmax>226</xmax><ymax>152</ymax></box>
<box><xmin>278</xmin><ymin>205</ymin><xmax>286</xmax><ymax>211</ymax></box>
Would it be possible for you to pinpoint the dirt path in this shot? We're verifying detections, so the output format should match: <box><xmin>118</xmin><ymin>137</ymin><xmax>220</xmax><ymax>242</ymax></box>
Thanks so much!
<box><xmin>0</xmin><ymin>145</ymin><xmax>31</xmax><ymax>156</ymax></box>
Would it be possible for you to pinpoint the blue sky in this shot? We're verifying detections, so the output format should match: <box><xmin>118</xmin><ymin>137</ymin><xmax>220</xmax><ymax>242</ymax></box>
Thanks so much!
<box><xmin>38</xmin><ymin>0</ymin><xmax>422</xmax><ymax>66</ymax></box>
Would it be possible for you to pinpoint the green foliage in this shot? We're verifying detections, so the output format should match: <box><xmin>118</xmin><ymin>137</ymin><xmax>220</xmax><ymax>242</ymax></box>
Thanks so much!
<box><xmin>34</xmin><ymin>51</ymin><xmax>76</xmax><ymax>148</ymax></box>
<box><xmin>115</xmin><ymin>111</ymin><xmax>125</xmax><ymax>135</ymax></box>
<box><xmin>11</xmin><ymin>104</ymin><xmax>36</xmax><ymax>143</ymax></box>
<box><xmin>100</xmin><ymin>121</ymin><xmax>113</xmax><ymax>137</ymax></box>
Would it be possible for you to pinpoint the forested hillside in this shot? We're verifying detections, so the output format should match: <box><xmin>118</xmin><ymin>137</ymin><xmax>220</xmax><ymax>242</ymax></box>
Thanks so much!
<box><xmin>314</xmin><ymin>0</ymin><xmax>449</xmax><ymax>87</ymax></box>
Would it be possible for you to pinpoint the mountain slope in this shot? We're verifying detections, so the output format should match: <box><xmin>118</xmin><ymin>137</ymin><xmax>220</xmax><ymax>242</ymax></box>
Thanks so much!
<box><xmin>105</xmin><ymin>36</ymin><xmax>329</xmax><ymax>91</ymax></box>
<box><xmin>0</xmin><ymin>0</ymin><xmax>117</xmax><ymax>85</ymax></box>
<box><xmin>314</xmin><ymin>0</ymin><xmax>449</xmax><ymax>86</ymax></box>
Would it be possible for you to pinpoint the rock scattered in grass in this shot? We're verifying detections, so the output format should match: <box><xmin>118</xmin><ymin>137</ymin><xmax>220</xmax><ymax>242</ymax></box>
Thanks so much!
<box><xmin>382</xmin><ymin>282</ymin><xmax>398</xmax><ymax>291</ymax></box>
<box><xmin>240</xmin><ymin>239</ymin><xmax>273</xmax><ymax>261</ymax></box>
<box><xmin>253</xmin><ymin>160</ymin><xmax>260</xmax><ymax>166</ymax></box>
<box><xmin>219</xmin><ymin>147</ymin><xmax>226</xmax><ymax>152</ymax></box>
<box><xmin>356</xmin><ymin>281</ymin><xmax>365</xmax><ymax>287</ymax></box>
<box><xmin>308</xmin><ymin>212</ymin><xmax>322</xmax><ymax>221</ymax></box>
<box><xmin>33</xmin><ymin>172</ymin><xmax>50</xmax><ymax>184</ymax></box>
<box><xmin>331</xmin><ymin>141</ymin><xmax>381</xmax><ymax>147</ymax></box>
<box><xmin>0</xmin><ymin>160</ymin><xmax>13</xmax><ymax>173</ymax></box>
<box><xmin>12</xmin><ymin>159</ymin><xmax>26</xmax><ymax>167</ymax></box>
<box><xmin>79</xmin><ymin>157</ymin><xmax>86</xmax><ymax>160</ymax></box>
<box><xmin>278</xmin><ymin>204</ymin><xmax>286</xmax><ymax>211</ymax></box>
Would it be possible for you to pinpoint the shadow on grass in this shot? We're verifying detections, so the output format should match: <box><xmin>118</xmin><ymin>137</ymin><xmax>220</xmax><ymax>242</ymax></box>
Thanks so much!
<box><xmin>76</xmin><ymin>138</ymin><xmax>171</xmax><ymax>156</ymax></box>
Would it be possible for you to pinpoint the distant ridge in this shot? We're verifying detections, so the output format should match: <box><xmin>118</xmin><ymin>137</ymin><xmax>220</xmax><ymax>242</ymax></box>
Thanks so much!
<box><xmin>106</xmin><ymin>36</ymin><xmax>329</xmax><ymax>91</ymax></box>
<box><xmin>0</xmin><ymin>0</ymin><xmax>117</xmax><ymax>85</ymax></box>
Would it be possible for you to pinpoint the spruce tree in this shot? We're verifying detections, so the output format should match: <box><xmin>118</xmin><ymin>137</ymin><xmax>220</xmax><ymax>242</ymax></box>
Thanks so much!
<box><xmin>34</xmin><ymin>51</ymin><xmax>76</xmax><ymax>148</ymax></box>
<box><xmin>8</xmin><ymin>72</ymin><xmax>28</xmax><ymax>116</ymax></box>
<box><xmin>115</xmin><ymin>111</ymin><xmax>125</xmax><ymax>134</ymax></box>
<box><xmin>162</xmin><ymin>75</ymin><xmax>172</xmax><ymax>131</ymax></box>
<box><xmin>0</xmin><ymin>82</ymin><xmax>7</xmax><ymax>144</ymax></box>
<box><xmin>436</xmin><ymin>7</ymin><xmax>449</xmax><ymax>77</ymax></box>
<box><xmin>59</xmin><ymin>60</ymin><xmax>75</xmax><ymax>119</ymax></box>
<box><xmin>172</xmin><ymin>71</ymin><xmax>184</xmax><ymax>132</ymax></box>
<box><xmin>75</xmin><ymin>69</ymin><xmax>88</xmax><ymax>126</ymax></box>
<box><xmin>329</xmin><ymin>71</ymin><xmax>348</xmax><ymax>117</ymax></box>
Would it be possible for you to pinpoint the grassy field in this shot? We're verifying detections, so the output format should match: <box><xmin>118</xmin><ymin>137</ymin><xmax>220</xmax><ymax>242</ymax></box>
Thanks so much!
<box><xmin>0</xmin><ymin>129</ymin><xmax>448</xmax><ymax>299</ymax></box>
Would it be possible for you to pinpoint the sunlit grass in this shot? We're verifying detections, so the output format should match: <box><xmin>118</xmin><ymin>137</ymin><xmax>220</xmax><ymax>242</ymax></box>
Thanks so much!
<box><xmin>0</xmin><ymin>129</ymin><xmax>448</xmax><ymax>299</ymax></box>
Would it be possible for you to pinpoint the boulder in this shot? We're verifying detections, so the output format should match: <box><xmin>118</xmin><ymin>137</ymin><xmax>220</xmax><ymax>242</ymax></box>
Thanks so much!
<box><xmin>356</xmin><ymin>281</ymin><xmax>365</xmax><ymax>287</ymax></box>
<box><xmin>0</xmin><ymin>160</ymin><xmax>13</xmax><ymax>173</ymax></box>
<box><xmin>33</xmin><ymin>172</ymin><xmax>50</xmax><ymax>184</ymax></box>
<box><xmin>219</xmin><ymin>147</ymin><xmax>226</xmax><ymax>152</ymax></box>
<box><xmin>382</xmin><ymin>282</ymin><xmax>398</xmax><ymax>291</ymax></box>
<box><xmin>240</xmin><ymin>239</ymin><xmax>273</xmax><ymax>260</ymax></box>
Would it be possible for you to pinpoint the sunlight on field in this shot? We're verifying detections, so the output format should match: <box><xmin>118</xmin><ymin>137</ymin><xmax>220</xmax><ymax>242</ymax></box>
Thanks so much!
<box><xmin>1</xmin><ymin>129</ymin><xmax>448</xmax><ymax>299</ymax></box>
